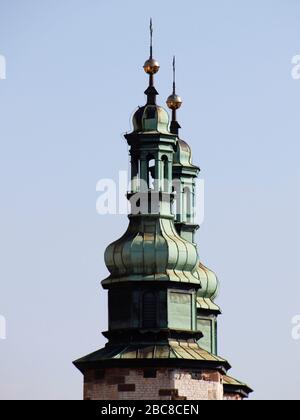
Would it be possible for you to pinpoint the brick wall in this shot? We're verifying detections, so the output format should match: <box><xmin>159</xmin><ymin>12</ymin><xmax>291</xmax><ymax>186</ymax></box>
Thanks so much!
<box><xmin>83</xmin><ymin>367</ymin><xmax>224</xmax><ymax>400</ymax></box>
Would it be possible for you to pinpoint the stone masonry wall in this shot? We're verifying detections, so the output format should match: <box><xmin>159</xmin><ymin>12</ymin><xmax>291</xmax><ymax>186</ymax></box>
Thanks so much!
<box><xmin>83</xmin><ymin>368</ymin><xmax>224</xmax><ymax>400</ymax></box>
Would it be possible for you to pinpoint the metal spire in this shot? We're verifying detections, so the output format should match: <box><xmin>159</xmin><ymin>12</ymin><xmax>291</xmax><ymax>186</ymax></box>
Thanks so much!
<box><xmin>150</xmin><ymin>18</ymin><xmax>153</xmax><ymax>59</ymax></box>
<box><xmin>172</xmin><ymin>55</ymin><xmax>176</xmax><ymax>95</ymax></box>
<box><xmin>143</xmin><ymin>18</ymin><xmax>160</xmax><ymax>105</ymax></box>
<box><xmin>166</xmin><ymin>56</ymin><xmax>182</xmax><ymax>135</ymax></box>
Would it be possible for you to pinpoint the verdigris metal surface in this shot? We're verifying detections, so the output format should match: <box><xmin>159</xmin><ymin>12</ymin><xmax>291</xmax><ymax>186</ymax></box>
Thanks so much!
<box><xmin>103</xmin><ymin>213</ymin><xmax>201</xmax><ymax>286</ymax></box>
<box><xmin>223</xmin><ymin>375</ymin><xmax>253</xmax><ymax>396</ymax></box>
<box><xmin>74</xmin><ymin>29</ymin><xmax>252</xmax><ymax>398</ymax></box>
<box><xmin>74</xmin><ymin>339</ymin><xmax>229</xmax><ymax>368</ymax></box>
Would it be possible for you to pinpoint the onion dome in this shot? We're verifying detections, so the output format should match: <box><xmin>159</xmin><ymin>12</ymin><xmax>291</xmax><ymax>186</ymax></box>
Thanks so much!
<box><xmin>196</xmin><ymin>263</ymin><xmax>221</xmax><ymax>312</ymax></box>
<box><xmin>173</xmin><ymin>139</ymin><xmax>200</xmax><ymax>170</ymax></box>
<box><xmin>132</xmin><ymin>104</ymin><xmax>170</xmax><ymax>134</ymax></box>
<box><xmin>103</xmin><ymin>216</ymin><xmax>201</xmax><ymax>286</ymax></box>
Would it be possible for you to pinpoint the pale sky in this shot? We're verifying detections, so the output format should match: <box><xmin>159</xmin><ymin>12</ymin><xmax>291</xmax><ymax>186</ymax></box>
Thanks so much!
<box><xmin>0</xmin><ymin>0</ymin><xmax>300</xmax><ymax>400</ymax></box>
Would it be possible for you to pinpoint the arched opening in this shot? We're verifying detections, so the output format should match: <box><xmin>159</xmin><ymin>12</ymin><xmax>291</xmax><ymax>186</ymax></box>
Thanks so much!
<box><xmin>161</xmin><ymin>155</ymin><xmax>169</xmax><ymax>192</ymax></box>
<box><xmin>131</xmin><ymin>155</ymin><xmax>139</xmax><ymax>193</ymax></box>
<box><xmin>171</xmin><ymin>185</ymin><xmax>177</xmax><ymax>219</ymax></box>
<box><xmin>142</xmin><ymin>292</ymin><xmax>157</xmax><ymax>328</ymax></box>
<box><xmin>183</xmin><ymin>186</ymin><xmax>192</xmax><ymax>223</ymax></box>
<box><xmin>147</xmin><ymin>155</ymin><xmax>155</xmax><ymax>190</ymax></box>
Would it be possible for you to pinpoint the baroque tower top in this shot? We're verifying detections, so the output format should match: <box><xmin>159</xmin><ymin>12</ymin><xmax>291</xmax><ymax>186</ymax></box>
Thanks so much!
<box><xmin>74</xmin><ymin>21</ymin><xmax>252</xmax><ymax>401</ymax></box>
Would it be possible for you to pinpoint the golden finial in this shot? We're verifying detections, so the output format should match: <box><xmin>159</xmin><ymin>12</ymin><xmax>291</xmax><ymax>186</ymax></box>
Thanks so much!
<box><xmin>143</xmin><ymin>18</ymin><xmax>160</xmax><ymax>75</ymax></box>
<box><xmin>166</xmin><ymin>56</ymin><xmax>182</xmax><ymax>110</ymax></box>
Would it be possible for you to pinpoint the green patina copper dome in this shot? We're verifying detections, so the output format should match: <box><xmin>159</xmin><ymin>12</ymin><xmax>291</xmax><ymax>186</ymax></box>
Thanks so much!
<box><xmin>103</xmin><ymin>215</ymin><xmax>201</xmax><ymax>285</ymax></box>
<box><xmin>196</xmin><ymin>263</ymin><xmax>220</xmax><ymax>312</ymax></box>
<box><xmin>174</xmin><ymin>139</ymin><xmax>199</xmax><ymax>168</ymax></box>
<box><xmin>132</xmin><ymin>105</ymin><xmax>170</xmax><ymax>134</ymax></box>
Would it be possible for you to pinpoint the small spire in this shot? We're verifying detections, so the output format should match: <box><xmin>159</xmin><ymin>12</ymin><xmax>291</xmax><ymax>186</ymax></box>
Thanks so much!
<box><xmin>143</xmin><ymin>18</ymin><xmax>160</xmax><ymax>105</ymax></box>
<box><xmin>172</xmin><ymin>55</ymin><xmax>176</xmax><ymax>95</ymax></box>
<box><xmin>150</xmin><ymin>18</ymin><xmax>153</xmax><ymax>59</ymax></box>
<box><xmin>166</xmin><ymin>56</ymin><xmax>182</xmax><ymax>135</ymax></box>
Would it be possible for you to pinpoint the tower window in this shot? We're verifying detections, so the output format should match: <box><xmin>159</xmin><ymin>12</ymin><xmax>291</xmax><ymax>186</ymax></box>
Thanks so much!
<box><xmin>147</xmin><ymin>156</ymin><xmax>155</xmax><ymax>190</ymax></box>
<box><xmin>109</xmin><ymin>290</ymin><xmax>131</xmax><ymax>327</ymax></box>
<box><xmin>183</xmin><ymin>186</ymin><xmax>192</xmax><ymax>223</ymax></box>
<box><xmin>142</xmin><ymin>292</ymin><xmax>157</xmax><ymax>328</ymax></box>
<box><xmin>161</xmin><ymin>155</ymin><xmax>169</xmax><ymax>192</ymax></box>
<box><xmin>131</xmin><ymin>156</ymin><xmax>140</xmax><ymax>193</ymax></box>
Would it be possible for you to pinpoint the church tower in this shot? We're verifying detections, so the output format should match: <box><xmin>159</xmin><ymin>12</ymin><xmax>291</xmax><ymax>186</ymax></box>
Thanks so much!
<box><xmin>166</xmin><ymin>56</ymin><xmax>221</xmax><ymax>357</ymax></box>
<box><xmin>74</xmin><ymin>22</ymin><xmax>252</xmax><ymax>401</ymax></box>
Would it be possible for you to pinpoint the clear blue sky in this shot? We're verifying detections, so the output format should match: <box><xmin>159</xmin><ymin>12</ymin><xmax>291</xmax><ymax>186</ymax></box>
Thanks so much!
<box><xmin>0</xmin><ymin>0</ymin><xmax>300</xmax><ymax>400</ymax></box>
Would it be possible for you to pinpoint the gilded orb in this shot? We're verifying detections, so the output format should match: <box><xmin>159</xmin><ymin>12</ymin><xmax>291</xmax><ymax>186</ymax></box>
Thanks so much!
<box><xmin>143</xmin><ymin>58</ymin><xmax>160</xmax><ymax>74</ymax></box>
<box><xmin>166</xmin><ymin>93</ymin><xmax>183</xmax><ymax>110</ymax></box>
